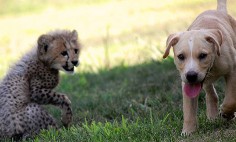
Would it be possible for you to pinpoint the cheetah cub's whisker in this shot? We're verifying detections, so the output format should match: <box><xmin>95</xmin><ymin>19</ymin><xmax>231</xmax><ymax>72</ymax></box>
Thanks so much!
<box><xmin>0</xmin><ymin>29</ymin><xmax>80</xmax><ymax>140</ymax></box>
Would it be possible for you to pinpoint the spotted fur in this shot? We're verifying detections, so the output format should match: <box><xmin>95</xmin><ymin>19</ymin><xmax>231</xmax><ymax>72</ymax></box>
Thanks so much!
<box><xmin>0</xmin><ymin>29</ymin><xmax>80</xmax><ymax>139</ymax></box>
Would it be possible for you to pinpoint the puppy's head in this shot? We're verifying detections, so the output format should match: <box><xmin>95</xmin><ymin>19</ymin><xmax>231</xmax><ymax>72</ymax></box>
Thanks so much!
<box><xmin>163</xmin><ymin>29</ymin><xmax>222</xmax><ymax>98</ymax></box>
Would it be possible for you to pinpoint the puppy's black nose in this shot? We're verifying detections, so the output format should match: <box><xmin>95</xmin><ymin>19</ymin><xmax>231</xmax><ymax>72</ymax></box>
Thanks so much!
<box><xmin>72</xmin><ymin>61</ymin><xmax>78</xmax><ymax>66</ymax></box>
<box><xmin>186</xmin><ymin>71</ymin><xmax>198</xmax><ymax>83</ymax></box>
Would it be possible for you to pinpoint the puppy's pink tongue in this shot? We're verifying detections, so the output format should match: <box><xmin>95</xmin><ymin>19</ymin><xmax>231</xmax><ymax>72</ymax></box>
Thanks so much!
<box><xmin>184</xmin><ymin>83</ymin><xmax>201</xmax><ymax>98</ymax></box>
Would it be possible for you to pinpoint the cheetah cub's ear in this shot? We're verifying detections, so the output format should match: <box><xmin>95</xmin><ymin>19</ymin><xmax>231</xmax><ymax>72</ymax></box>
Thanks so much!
<box><xmin>71</xmin><ymin>30</ymin><xmax>78</xmax><ymax>43</ymax></box>
<box><xmin>37</xmin><ymin>34</ymin><xmax>54</xmax><ymax>55</ymax></box>
<box><xmin>37</xmin><ymin>34</ymin><xmax>55</xmax><ymax>62</ymax></box>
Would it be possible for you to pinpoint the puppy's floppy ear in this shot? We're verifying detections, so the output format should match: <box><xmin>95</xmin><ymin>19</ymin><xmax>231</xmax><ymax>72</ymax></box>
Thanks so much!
<box><xmin>163</xmin><ymin>33</ymin><xmax>181</xmax><ymax>59</ymax></box>
<box><xmin>37</xmin><ymin>34</ymin><xmax>54</xmax><ymax>54</ymax></box>
<box><xmin>205</xmin><ymin>29</ymin><xmax>222</xmax><ymax>56</ymax></box>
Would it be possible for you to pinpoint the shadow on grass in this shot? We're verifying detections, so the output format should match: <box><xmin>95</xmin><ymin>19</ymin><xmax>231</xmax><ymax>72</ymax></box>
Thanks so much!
<box><xmin>43</xmin><ymin>57</ymin><xmax>228</xmax><ymax>141</ymax></box>
<box><xmin>55</xmin><ymin>57</ymin><xmax>183</xmax><ymax>125</ymax></box>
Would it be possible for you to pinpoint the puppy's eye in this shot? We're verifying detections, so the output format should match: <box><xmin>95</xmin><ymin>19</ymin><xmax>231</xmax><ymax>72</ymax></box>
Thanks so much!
<box><xmin>177</xmin><ymin>54</ymin><xmax>185</xmax><ymax>61</ymax></box>
<box><xmin>61</xmin><ymin>51</ymin><xmax>68</xmax><ymax>56</ymax></box>
<box><xmin>74</xmin><ymin>49</ymin><xmax>78</xmax><ymax>54</ymax></box>
<box><xmin>199</xmin><ymin>53</ymin><xmax>207</xmax><ymax>60</ymax></box>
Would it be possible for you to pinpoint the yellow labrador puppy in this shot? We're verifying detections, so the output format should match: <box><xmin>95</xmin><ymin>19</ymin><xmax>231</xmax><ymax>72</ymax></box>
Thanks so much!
<box><xmin>163</xmin><ymin>0</ymin><xmax>236</xmax><ymax>135</ymax></box>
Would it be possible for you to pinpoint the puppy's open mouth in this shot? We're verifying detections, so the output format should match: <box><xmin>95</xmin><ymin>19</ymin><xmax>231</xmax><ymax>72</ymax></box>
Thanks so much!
<box><xmin>184</xmin><ymin>82</ymin><xmax>202</xmax><ymax>98</ymax></box>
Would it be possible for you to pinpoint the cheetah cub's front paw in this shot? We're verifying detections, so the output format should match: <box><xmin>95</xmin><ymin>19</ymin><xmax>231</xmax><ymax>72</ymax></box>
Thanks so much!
<box><xmin>61</xmin><ymin>95</ymin><xmax>73</xmax><ymax>127</ymax></box>
<box><xmin>61</xmin><ymin>110</ymin><xmax>72</xmax><ymax>127</ymax></box>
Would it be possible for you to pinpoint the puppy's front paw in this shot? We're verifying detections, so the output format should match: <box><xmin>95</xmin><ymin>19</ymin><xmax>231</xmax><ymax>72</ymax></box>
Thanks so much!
<box><xmin>182</xmin><ymin>121</ymin><xmax>197</xmax><ymax>136</ymax></box>
<box><xmin>207</xmin><ymin>105</ymin><xmax>218</xmax><ymax>120</ymax></box>
<box><xmin>181</xmin><ymin>128</ymin><xmax>195</xmax><ymax>136</ymax></box>
<box><xmin>181</xmin><ymin>131</ymin><xmax>191</xmax><ymax>136</ymax></box>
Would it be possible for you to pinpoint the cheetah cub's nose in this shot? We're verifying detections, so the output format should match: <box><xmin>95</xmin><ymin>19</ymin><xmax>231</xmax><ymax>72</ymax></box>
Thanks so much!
<box><xmin>71</xmin><ymin>61</ymin><xmax>79</xmax><ymax>66</ymax></box>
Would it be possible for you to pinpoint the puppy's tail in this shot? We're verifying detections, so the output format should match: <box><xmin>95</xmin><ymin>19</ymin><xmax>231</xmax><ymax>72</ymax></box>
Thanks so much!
<box><xmin>217</xmin><ymin>0</ymin><xmax>227</xmax><ymax>13</ymax></box>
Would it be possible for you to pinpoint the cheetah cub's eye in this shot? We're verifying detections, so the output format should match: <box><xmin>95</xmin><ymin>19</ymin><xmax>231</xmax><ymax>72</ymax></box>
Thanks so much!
<box><xmin>61</xmin><ymin>51</ymin><xmax>68</xmax><ymax>56</ymax></box>
<box><xmin>74</xmin><ymin>49</ymin><xmax>78</xmax><ymax>54</ymax></box>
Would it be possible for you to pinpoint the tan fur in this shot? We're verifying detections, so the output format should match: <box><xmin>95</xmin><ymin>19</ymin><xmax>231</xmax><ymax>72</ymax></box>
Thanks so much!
<box><xmin>163</xmin><ymin>0</ymin><xmax>236</xmax><ymax>135</ymax></box>
<box><xmin>0</xmin><ymin>29</ymin><xmax>80</xmax><ymax>140</ymax></box>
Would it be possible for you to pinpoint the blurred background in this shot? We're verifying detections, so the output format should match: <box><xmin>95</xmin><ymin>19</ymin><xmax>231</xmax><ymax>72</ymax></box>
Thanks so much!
<box><xmin>1</xmin><ymin>0</ymin><xmax>234</xmax><ymax>77</ymax></box>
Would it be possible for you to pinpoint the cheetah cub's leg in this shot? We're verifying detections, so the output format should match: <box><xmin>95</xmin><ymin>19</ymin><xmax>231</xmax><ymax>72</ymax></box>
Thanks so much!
<box><xmin>7</xmin><ymin>104</ymin><xmax>57</xmax><ymax>140</ymax></box>
<box><xmin>30</xmin><ymin>88</ymin><xmax>72</xmax><ymax>127</ymax></box>
<box><xmin>23</xmin><ymin>103</ymin><xmax>57</xmax><ymax>138</ymax></box>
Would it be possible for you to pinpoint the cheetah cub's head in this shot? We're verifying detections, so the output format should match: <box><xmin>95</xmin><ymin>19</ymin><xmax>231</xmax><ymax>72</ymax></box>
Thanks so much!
<box><xmin>37</xmin><ymin>29</ymin><xmax>80</xmax><ymax>74</ymax></box>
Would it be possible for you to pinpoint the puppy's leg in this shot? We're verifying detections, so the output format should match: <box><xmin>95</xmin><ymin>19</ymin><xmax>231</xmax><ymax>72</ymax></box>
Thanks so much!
<box><xmin>182</xmin><ymin>82</ymin><xmax>198</xmax><ymax>135</ymax></box>
<box><xmin>203</xmin><ymin>84</ymin><xmax>218</xmax><ymax>120</ymax></box>
<box><xmin>220</xmin><ymin>74</ymin><xmax>236</xmax><ymax>120</ymax></box>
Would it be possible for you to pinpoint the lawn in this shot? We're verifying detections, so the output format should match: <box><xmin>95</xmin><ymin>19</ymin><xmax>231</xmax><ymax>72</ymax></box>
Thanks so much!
<box><xmin>1</xmin><ymin>0</ymin><xmax>236</xmax><ymax>141</ymax></box>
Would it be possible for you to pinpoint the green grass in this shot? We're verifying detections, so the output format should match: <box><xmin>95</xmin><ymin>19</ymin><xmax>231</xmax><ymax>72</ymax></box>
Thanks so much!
<box><xmin>21</xmin><ymin>59</ymin><xmax>236</xmax><ymax>141</ymax></box>
<box><xmin>1</xmin><ymin>0</ymin><xmax>236</xmax><ymax>141</ymax></box>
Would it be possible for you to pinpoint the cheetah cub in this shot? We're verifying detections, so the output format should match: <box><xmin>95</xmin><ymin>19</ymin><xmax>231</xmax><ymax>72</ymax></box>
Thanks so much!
<box><xmin>0</xmin><ymin>29</ymin><xmax>80</xmax><ymax>139</ymax></box>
